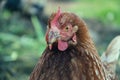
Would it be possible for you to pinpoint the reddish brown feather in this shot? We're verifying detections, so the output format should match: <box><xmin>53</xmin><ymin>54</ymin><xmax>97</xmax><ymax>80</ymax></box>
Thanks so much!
<box><xmin>29</xmin><ymin>13</ymin><xmax>117</xmax><ymax>80</ymax></box>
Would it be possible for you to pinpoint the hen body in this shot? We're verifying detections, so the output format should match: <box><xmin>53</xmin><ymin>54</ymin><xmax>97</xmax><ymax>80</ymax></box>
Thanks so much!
<box><xmin>29</xmin><ymin>10</ymin><xmax>120</xmax><ymax>80</ymax></box>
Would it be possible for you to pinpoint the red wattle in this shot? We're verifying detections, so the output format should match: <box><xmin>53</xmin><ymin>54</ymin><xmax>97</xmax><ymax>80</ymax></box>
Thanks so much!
<box><xmin>58</xmin><ymin>40</ymin><xmax>68</xmax><ymax>51</ymax></box>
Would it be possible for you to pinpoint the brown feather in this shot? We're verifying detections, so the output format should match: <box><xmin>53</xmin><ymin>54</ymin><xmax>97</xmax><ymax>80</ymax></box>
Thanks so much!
<box><xmin>29</xmin><ymin>13</ymin><xmax>118</xmax><ymax>80</ymax></box>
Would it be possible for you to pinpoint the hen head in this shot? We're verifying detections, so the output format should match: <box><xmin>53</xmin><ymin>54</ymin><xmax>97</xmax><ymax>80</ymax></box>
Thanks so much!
<box><xmin>46</xmin><ymin>9</ymin><xmax>83</xmax><ymax>51</ymax></box>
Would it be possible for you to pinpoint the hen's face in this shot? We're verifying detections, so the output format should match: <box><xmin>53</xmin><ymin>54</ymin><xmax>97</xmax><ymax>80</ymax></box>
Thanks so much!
<box><xmin>46</xmin><ymin>9</ymin><xmax>78</xmax><ymax>51</ymax></box>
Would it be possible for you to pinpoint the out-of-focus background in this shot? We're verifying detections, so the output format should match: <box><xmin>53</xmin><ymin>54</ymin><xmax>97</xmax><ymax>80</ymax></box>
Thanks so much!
<box><xmin>0</xmin><ymin>0</ymin><xmax>120</xmax><ymax>80</ymax></box>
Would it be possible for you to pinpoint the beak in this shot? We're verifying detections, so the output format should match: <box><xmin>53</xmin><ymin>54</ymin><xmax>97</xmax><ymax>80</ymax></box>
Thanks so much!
<box><xmin>48</xmin><ymin>28</ymin><xmax>60</xmax><ymax>50</ymax></box>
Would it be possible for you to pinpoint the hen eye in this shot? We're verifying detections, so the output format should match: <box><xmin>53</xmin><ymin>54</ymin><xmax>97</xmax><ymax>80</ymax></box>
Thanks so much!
<box><xmin>66</xmin><ymin>27</ymin><xmax>69</xmax><ymax>30</ymax></box>
<box><xmin>65</xmin><ymin>26</ymin><xmax>69</xmax><ymax>31</ymax></box>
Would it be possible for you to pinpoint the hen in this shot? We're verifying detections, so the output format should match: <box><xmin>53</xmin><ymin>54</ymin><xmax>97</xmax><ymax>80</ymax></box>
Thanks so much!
<box><xmin>29</xmin><ymin>8</ymin><xmax>120</xmax><ymax>80</ymax></box>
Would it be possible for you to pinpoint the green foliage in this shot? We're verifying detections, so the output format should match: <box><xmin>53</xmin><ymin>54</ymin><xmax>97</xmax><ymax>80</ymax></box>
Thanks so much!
<box><xmin>31</xmin><ymin>16</ymin><xmax>44</xmax><ymax>41</ymax></box>
<box><xmin>0</xmin><ymin>11</ymin><xmax>46</xmax><ymax>80</ymax></box>
<box><xmin>66</xmin><ymin>0</ymin><xmax>120</xmax><ymax>26</ymax></box>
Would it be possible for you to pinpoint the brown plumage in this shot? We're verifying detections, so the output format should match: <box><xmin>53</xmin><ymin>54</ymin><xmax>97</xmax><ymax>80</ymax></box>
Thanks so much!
<box><xmin>29</xmin><ymin>9</ymin><xmax>120</xmax><ymax>80</ymax></box>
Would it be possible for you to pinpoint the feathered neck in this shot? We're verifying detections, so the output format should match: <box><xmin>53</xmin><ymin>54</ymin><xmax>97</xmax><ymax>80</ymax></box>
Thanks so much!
<box><xmin>30</xmin><ymin>13</ymin><xmax>107</xmax><ymax>80</ymax></box>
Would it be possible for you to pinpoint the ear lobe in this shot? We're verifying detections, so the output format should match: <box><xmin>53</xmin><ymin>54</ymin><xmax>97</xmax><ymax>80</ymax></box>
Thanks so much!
<box><xmin>73</xmin><ymin>25</ymin><xmax>78</xmax><ymax>33</ymax></box>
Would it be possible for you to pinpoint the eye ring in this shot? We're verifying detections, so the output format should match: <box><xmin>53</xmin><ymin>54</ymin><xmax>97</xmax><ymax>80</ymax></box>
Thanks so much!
<box><xmin>65</xmin><ymin>26</ymin><xmax>69</xmax><ymax>31</ymax></box>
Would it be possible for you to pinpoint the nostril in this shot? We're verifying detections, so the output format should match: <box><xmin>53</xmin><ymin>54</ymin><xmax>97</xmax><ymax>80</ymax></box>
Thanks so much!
<box><xmin>54</xmin><ymin>32</ymin><xmax>60</xmax><ymax>38</ymax></box>
<box><xmin>48</xmin><ymin>30</ymin><xmax>60</xmax><ymax>44</ymax></box>
<box><xmin>49</xmin><ymin>30</ymin><xmax>60</xmax><ymax>38</ymax></box>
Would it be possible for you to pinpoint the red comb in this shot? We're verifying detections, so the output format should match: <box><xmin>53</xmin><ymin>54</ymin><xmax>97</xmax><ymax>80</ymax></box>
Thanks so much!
<box><xmin>51</xmin><ymin>7</ymin><xmax>61</xmax><ymax>27</ymax></box>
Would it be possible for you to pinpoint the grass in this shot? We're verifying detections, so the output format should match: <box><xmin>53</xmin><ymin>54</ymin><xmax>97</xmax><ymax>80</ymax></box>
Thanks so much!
<box><xmin>72</xmin><ymin>1</ymin><xmax>120</xmax><ymax>25</ymax></box>
<box><xmin>31</xmin><ymin>16</ymin><xmax>46</xmax><ymax>54</ymax></box>
<box><xmin>0</xmin><ymin>11</ymin><xmax>46</xmax><ymax>80</ymax></box>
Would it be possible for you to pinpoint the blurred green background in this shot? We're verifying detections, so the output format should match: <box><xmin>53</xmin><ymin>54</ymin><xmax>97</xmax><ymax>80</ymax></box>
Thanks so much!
<box><xmin>0</xmin><ymin>0</ymin><xmax>120</xmax><ymax>80</ymax></box>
